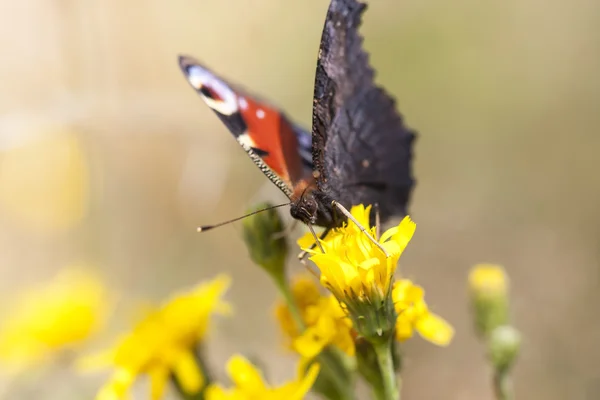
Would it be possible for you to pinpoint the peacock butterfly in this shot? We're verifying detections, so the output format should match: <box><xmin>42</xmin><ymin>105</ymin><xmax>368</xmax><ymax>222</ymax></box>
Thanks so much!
<box><xmin>179</xmin><ymin>0</ymin><xmax>415</xmax><ymax>239</ymax></box>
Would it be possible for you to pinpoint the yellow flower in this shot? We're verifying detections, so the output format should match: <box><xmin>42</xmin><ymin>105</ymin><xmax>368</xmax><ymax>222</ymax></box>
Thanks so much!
<box><xmin>299</xmin><ymin>205</ymin><xmax>416</xmax><ymax>340</ymax></box>
<box><xmin>83</xmin><ymin>275</ymin><xmax>231</xmax><ymax>400</ymax></box>
<box><xmin>0</xmin><ymin>268</ymin><xmax>107</xmax><ymax>373</ymax></box>
<box><xmin>0</xmin><ymin>128</ymin><xmax>89</xmax><ymax>233</ymax></box>
<box><xmin>275</xmin><ymin>277</ymin><xmax>355</xmax><ymax>359</ymax></box>
<box><xmin>205</xmin><ymin>354</ymin><xmax>319</xmax><ymax>400</ymax></box>
<box><xmin>392</xmin><ymin>280</ymin><xmax>454</xmax><ymax>346</ymax></box>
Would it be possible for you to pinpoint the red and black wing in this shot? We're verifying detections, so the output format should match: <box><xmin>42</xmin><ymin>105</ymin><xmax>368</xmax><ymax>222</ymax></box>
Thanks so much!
<box><xmin>311</xmin><ymin>0</ymin><xmax>415</xmax><ymax>222</ymax></box>
<box><xmin>178</xmin><ymin>56</ymin><xmax>312</xmax><ymax>198</ymax></box>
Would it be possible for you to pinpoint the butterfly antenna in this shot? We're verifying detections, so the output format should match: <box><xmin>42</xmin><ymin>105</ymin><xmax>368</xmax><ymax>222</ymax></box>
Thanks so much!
<box><xmin>331</xmin><ymin>201</ymin><xmax>389</xmax><ymax>257</ymax></box>
<box><xmin>197</xmin><ymin>203</ymin><xmax>290</xmax><ymax>232</ymax></box>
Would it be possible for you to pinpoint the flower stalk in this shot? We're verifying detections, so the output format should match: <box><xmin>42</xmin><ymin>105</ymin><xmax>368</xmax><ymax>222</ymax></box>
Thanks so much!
<box><xmin>468</xmin><ymin>265</ymin><xmax>520</xmax><ymax>400</ymax></box>
<box><xmin>241</xmin><ymin>204</ymin><xmax>355</xmax><ymax>400</ymax></box>
<box><xmin>493</xmin><ymin>369</ymin><xmax>513</xmax><ymax>400</ymax></box>
<box><xmin>372</xmin><ymin>336</ymin><xmax>399</xmax><ymax>400</ymax></box>
<box><xmin>488</xmin><ymin>325</ymin><xmax>520</xmax><ymax>400</ymax></box>
<box><xmin>273</xmin><ymin>277</ymin><xmax>305</xmax><ymax>331</ymax></box>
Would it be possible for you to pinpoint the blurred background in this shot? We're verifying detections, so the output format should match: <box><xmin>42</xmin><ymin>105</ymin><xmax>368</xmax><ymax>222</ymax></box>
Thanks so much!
<box><xmin>0</xmin><ymin>0</ymin><xmax>599</xmax><ymax>398</ymax></box>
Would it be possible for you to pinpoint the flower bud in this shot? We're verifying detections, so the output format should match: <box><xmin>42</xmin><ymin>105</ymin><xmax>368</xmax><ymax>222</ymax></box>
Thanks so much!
<box><xmin>488</xmin><ymin>325</ymin><xmax>521</xmax><ymax>373</ymax></box>
<box><xmin>242</xmin><ymin>202</ymin><xmax>288</xmax><ymax>282</ymax></box>
<box><xmin>468</xmin><ymin>264</ymin><xmax>509</xmax><ymax>338</ymax></box>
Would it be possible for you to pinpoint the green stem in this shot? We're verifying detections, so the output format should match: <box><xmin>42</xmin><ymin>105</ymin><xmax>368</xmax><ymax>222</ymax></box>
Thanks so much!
<box><xmin>371</xmin><ymin>385</ymin><xmax>387</xmax><ymax>400</ymax></box>
<box><xmin>274</xmin><ymin>276</ymin><xmax>305</xmax><ymax>330</ymax></box>
<box><xmin>318</xmin><ymin>350</ymin><xmax>356</xmax><ymax>400</ymax></box>
<box><xmin>493</xmin><ymin>370</ymin><xmax>513</xmax><ymax>400</ymax></box>
<box><xmin>373</xmin><ymin>338</ymin><xmax>400</xmax><ymax>400</ymax></box>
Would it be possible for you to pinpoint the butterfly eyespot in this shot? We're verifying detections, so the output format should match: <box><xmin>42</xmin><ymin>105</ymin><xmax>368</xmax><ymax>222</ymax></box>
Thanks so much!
<box><xmin>256</xmin><ymin>109</ymin><xmax>266</xmax><ymax>119</ymax></box>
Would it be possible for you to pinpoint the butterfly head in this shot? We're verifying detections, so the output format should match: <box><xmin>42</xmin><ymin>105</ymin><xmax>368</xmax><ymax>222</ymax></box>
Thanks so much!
<box><xmin>290</xmin><ymin>181</ymin><xmax>338</xmax><ymax>227</ymax></box>
<box><xmin>290</xmin><ymin>192</ymin><xmax>319</xmax><ymax>225</ymax></box>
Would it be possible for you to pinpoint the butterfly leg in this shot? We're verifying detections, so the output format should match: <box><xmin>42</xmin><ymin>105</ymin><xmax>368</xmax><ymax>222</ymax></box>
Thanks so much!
<box><xmin>331</xmin><ymin>201</ymin><xmax>389</xmax><ymax>257</ymax></box>
<box><xmin>297</xmin><ymin>226</ymin><xmax>331</xmax><ymax>264</ymax></box>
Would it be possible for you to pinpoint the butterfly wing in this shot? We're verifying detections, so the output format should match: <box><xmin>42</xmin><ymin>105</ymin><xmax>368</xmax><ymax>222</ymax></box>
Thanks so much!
<box><xmin>311</xmin><ymin>0</ymin><xmax>416</xmax><ymax>221</ymax></box>
<box><xmin>179</xmin><ymin>56</ymin><xmax>312</xmax><ymax>198</ymax></box>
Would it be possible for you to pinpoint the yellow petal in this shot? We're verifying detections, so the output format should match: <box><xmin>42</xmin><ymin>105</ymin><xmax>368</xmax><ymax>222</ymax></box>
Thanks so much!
<box><xmin>226</xmin><ymin>354</ymin><xmax>267</xmax><ymax>392</ymax></box>
<box><xmin>277</xmin><ymin>362</ymin><xmax>321</xmax><ymax>399</ymax></box>
<box><xmin>395</xmin><ymin>318</ymin><xmax>415</xmax><ymax>342</ymax></box>
<box><xmin>96</xmin><ymin>369</ymin><xmax>136</xmax><ymax>400</ymax></box>
<box><xmin>293</xmin><ymin>328</ymin><xmax>329</xmax><ymax>359</ymax></box>
<box><xmin>415</xmin><ymin>312</ymin><xmax>455</xmax><ymax>346</ymax></box>
<box><xmin>149</xmin><ymin>366</ymin><xmax>169</xmax><ymax>400</ymax></box>
<box><xmin>297</xmin><ymin>232</ymin><xmax>316</xmax><ymax>250</ymax></box>
<box><xmin>380</xmin><ymin>216</ymin><xmax>416</xmax><ymax>248</ymax></box>
<box><xmin>172</xmin><ymin>350</ymin><xmax>204</xmax><ymax>394</ymax></box>
<box><xmin>297</xmin><ymin>362</ymin><xmax>320</xmax><ymax>394</ymax></box>
<box><xmin>293</xmin><ymin>315</ymin><xmax>336</xmax><ymax>359</ymax></box>
<box><xmin>349</xmin><ymin>204</ymin><xmax>371</xmax><ymax>230</ymax></box>
<box><xmin>204</xmin><ymin>384</ymin><xmax>236</xmax><ymax>400</ymax></box>
<box><xmin>391</xmin><ymin>216</ymin><xmax>416</xmax><ymax>250</ymax></box>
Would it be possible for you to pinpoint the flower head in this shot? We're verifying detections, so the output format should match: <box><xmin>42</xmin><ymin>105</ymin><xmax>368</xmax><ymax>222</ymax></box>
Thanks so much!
<box><xmin>275</xmin><ymin>277</ymin><xmax>355</xmax><ymax>359</ymax></box>
<box><xmin>299</xmin><ymin>205</ymin><xmax>416</xmax><ymax>340</ymax></box>
<box><xmin>0</xmin><ymin>268</ymin><xmax>107</xmax><ymax>373</ymax></box>
<box><xmin>205</xmin><ymin>354</ymin><xmax>319</xmax><ymax>400</ymax></box>
<box><xmin>83</xmin><ymin>275</ymin><xmax>231</xmax><ymax>400</ymax></box>
<box><xmin>392</xmin><ymin>280</ymin><xmax>454</xmax><ymax>346</ymax></box>
<box><xmin>469</xmin><ymin>264</ymin><xmax>508</xmax><ymax>298</ymax></box>
<box><xmin>468</xmin><ymin>264</ymin><xmax>509</xmax><ymax>337</ymax></box>
<box><xmin>242</xmin><ymin>202</ymin><xmax>288</xmax><ymax>282</ymax></box>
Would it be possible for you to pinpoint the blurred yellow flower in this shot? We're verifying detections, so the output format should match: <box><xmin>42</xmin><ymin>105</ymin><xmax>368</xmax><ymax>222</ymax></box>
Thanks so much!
<box><xmin>468</xmin><ymin>264</ymin><xmax>510</xmax><ymax>337</ymax></box>
<box><xmin>468</xmin><ymin>264</ymin><xmax>508</xmax><ymax>297</ymax></box>
<box><xmin>299</xmin><ymin>205</ymin><xmax>415</xmax><ymax>339</ymax></box>
<box><xmin>83</xmin><ymin>275</ymin><xmax>231</xmax><ymax>400</ymax></box>
<box><xmin>392</xmin><ymin>280</ymin><xmax>454</xmax><ymax>346</ymax></box>
<box><xmin>0</xmin><ymin>268</ymin><xmax>107</xmax><ymax>373</ymax></box>
<box><xmin>205</xmin><ymin>354</ymin><xmax>319</xmax><ymax>400</ymax></box>
<box><xmin>275</xmin><ymin>277</ymin><xmax>355</xmax><ymax>359</ymax></box>
<box><xmin>0</xmin><ymin>128</ymin><xmax>89</xmax><ymax>233</ymax></box>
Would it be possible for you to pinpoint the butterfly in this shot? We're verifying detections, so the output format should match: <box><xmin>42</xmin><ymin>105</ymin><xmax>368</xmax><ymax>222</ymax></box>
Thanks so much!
<box><xmin>178</xmin><ymin>0</ymin><xmax>415</xmax><ymax>241</ymax></box>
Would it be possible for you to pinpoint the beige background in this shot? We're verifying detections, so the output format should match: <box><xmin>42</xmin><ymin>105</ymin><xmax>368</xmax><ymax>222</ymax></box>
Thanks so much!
<box><xmin>0</xmin><ymin>0</ymin><xmax>599</xmax><ymax>399</ymax></box>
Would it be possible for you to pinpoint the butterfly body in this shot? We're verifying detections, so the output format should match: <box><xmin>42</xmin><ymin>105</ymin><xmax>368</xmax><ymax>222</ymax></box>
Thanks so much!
<box><xmin>179</xmin><ymin>0</ymin><xmax>415</xmax><ymax>231</ymax></box>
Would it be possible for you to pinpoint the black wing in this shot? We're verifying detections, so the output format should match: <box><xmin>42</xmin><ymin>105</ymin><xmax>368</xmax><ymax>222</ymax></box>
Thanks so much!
<box><xmin>311</xmin><ymin>0</ymin><xmax>416</xmax><ymax>222</ymax></box>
